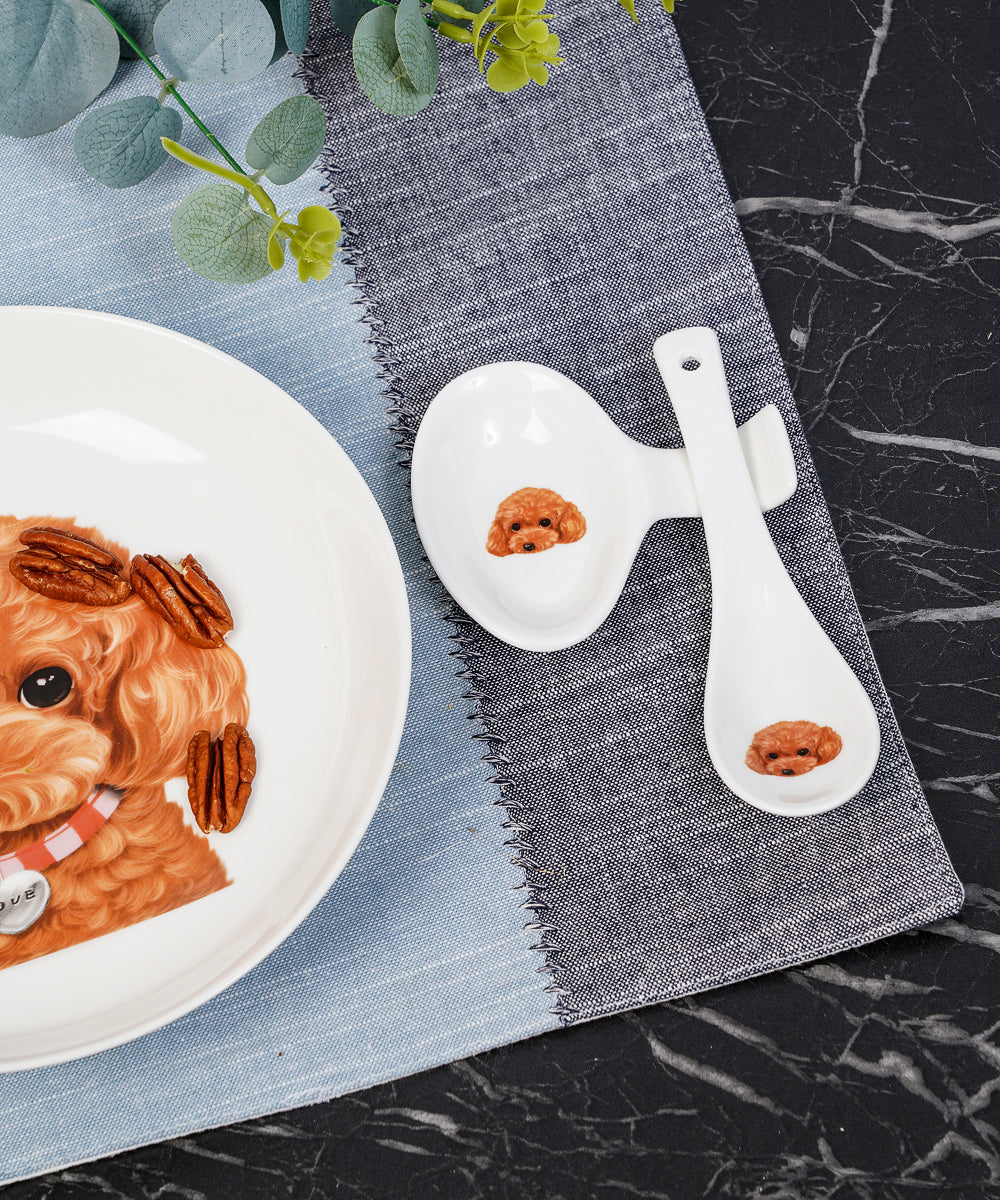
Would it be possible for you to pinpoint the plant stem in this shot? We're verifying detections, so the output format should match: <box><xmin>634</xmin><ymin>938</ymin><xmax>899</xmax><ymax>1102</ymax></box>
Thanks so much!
<box><xmin>161</xmin><ymin>139</ymin><xmax>278</xmax><ymax>218</ymax></box>
<box><xmin>86</xmin><ymin>0</ymin><xmax>248</xmax><ymax>177</ymax></box>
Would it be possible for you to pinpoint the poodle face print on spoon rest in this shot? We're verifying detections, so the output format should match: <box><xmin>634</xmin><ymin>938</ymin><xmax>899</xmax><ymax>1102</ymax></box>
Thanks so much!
<box><xmin>411</xmin><ymin>359</ymin><xmax>797</xmax><ymax>653</ymax></box>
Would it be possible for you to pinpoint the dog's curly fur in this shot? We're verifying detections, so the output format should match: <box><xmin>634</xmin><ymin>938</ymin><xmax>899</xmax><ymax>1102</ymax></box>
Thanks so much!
<box><xmin>486</xmin><ymin>487</ymin><xmax>586</xmax><ymax>557</ymax></box>
<box><xmin>0</xmin><ymin>515</ymin><xmax>247</xmax><ymax>971</ymax></box>
<box><xmin>745</xmin><ymin>719</ymin><xmax>842</xmax><ymax>777</ymax></box>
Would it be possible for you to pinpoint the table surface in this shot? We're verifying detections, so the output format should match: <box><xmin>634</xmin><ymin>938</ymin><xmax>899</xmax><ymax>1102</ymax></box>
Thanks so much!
<box><xmin>5</xmin><ymin>0</ymin><xmax>998</xmax><ymax>1196</ymax></box>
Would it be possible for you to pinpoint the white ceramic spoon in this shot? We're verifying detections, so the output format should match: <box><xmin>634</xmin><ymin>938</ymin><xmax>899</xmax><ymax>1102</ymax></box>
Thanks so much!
<box><xmin>653</xmin><ymin>327</ymin><xmax>880</xmax><ymax>817</ymax></box>
<box><xmin>411</xmin><ymin>360</ymin><xmax>797</xmax><ymax>653</ymax></box>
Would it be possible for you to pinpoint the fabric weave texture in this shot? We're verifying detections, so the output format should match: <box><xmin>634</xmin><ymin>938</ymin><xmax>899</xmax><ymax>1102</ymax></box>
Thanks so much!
<box><xmin>302</xmin><ymin>0</ymin><xmax>963</xmax><ymax>1024</ymax></box>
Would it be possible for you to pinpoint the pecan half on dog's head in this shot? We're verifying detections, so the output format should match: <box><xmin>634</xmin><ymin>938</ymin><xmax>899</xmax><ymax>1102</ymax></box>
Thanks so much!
<box><xmin>9</xmin><ymin>526</ymin><xmax>132</xmax><ymax>606</ymax></box>
<box><xmin>130</xmin><ymin>553</ymin><xmax>233</xmax><ymax>649</ymax></box>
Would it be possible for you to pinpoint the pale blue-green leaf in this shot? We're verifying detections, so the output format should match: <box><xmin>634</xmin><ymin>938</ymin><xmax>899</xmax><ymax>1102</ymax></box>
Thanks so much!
<box><xmin>394</xmin><ymin>0</ymin><xmax>438</xmax><ymax>96</ymax></box>
<box><xmin>172</xmin><ymin>183</ymin><xmax>274</xmax><ymax>283</ymax></box>
<box><xmin>0</xmin><ymin>0</ymin><xmax>119</xmax><ymax>137</ymax></box>
<box><xmin>154</xmin><ymin>0</ymin><xmax>274</xmax><ymax>83</ymax></box>
<box><xmin>259</xmin><ymin>0</ymin><xmax>288</xmax><ymax>60</ymax></box>
<box><xmin>102</xmin><ymin>0</ymin><xmax>169</xmax><ymax>57</ymax></box>
<box><xmin>245</xmin><ymin>95</ymin><xmax>325</xmax><ymax>185</ymax></box>
<box><xmin>279</xmin><ymin>0</ymin><xmax>309</xmax><ymax>53</ymax></box>
<box><xmin>353</xmin><ymin>6</ymin><xmax>433</xmax><ymax>118</ymax></box>
<box><xmin>330</xmin><ymin>0</ymin><xmax>375</xmax><ymax>37</ymax></box>
<box><xmin>73</xmin><ymin>96</ymin><xmax>181</xmax><ymax>187</ymax></box>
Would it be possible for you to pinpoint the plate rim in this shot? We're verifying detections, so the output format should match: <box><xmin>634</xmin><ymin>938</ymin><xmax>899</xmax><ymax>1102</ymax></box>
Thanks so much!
<box><xmin>0</xmin><ymin>305</ymin><xmax>412</xmax><ymax>1072</ymax></box>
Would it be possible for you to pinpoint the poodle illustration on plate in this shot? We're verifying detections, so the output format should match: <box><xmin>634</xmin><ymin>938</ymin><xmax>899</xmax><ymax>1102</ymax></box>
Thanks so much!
<box><xmin>486</xmin><ymin>487</ymin><xmax>586</xmax><ymax>557</ymax></box>
<box><xmin>0</xmin><ymin>515</ymin><xmax>255</xmax><ymax>971</ymax></box>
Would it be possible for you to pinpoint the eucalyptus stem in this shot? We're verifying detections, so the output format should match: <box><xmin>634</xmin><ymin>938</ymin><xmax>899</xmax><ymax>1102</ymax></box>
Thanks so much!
<box><xmin>161</xmin><ymin>138</ymin><xmax>278</xmax><ymax>218</ymax></box>
<box><xmin>86</xmin><ymin>0</ymin><xmax>248</xmax><ymax>177</ymax></box>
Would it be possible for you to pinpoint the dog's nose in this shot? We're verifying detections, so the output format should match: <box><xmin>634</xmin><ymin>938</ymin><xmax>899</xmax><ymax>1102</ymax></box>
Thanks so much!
<box><xmin>781</xmin><ymin>768</ymin><xmax>795</xmax><ymax>776</ymax></box>
<box><xmin>523</xmin><ymin>543</ymin><xmax>535</xmax><ymax>552</ymax></box>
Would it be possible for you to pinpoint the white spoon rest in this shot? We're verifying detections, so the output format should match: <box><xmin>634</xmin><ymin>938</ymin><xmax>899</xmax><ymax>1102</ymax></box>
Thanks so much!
<box><xmin>411</xmin><ymin>360</ymin><xmax>796</xmax><ymax>653</ymax></box>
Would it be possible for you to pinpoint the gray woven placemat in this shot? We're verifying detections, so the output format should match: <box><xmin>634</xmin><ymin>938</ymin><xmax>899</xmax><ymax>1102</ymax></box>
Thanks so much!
<box><xmin>302</xmin><ymin>0</ymin><xmax>962</xmax><ymax>1023</ymax></box>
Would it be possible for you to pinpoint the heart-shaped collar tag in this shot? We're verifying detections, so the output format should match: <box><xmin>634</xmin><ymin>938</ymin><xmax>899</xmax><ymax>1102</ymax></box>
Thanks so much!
<box><xmin>0</xmin><ymin>870</ymin><xmax>50</xmax><ymax>935</ymax></box>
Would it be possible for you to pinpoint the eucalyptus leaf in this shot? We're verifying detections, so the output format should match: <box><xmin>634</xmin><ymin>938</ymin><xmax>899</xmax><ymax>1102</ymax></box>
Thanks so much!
<box><xmin>259</xmin><ymin>0</ymin><xmax>288</xmax><ymax>60</ymax></box>
<box><xmin>279</xmin><ymin>0</ymin><xmax>309</xmax><ymax>53</ymax></box>
<box><xmin>353</xmin><ymin>6</ymin><xmax>433</xmax><ymax>118</ymax></box>
<box><xmin>245</xmin><ymin>95</ymin><xmax>325</xmax><ymax>185</ymax></box>
<box><xmin>172</xmin><ymin>183</ymin><xmax>274</xmax><ymax>284</ymax></box>
<box><xmin>0</xmin><ymin>0</ymin><xmax>119</xmax><ymax>137</ymax></box>
<box><xmin>73</xmin><ymin>96</ymin><xmax>181</xmax><ymax>188</ymax></box>
<box><xmin>154</xmin><ymin>0</ymin><xmax>275</xmax><ymax>83</ymax></box>
<box><xmin>394</xmin><ymin>0</ymin><xmax>439</xmax><ymax>96</ymax></box>
<box><xmin>330</xmin><ymin>0</ymin><xmax>375</xmax><ymax>37</ymax></box>
<box><xmin>102</xmin><ymin>0</ymin><xmax>170</xmax><ymax>57</ymax></box>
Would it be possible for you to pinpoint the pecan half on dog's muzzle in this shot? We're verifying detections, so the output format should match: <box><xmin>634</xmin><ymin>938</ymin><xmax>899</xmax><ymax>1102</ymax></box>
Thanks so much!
<box><xmin>186</xmin><ymin>723</ymin><xmax>256</xmax><ymax>833</ymax></box>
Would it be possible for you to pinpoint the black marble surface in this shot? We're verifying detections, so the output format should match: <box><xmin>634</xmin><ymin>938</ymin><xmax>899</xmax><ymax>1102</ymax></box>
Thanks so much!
<box><xmin>5</xmin><ymin>0</ymin><xmax>999</xmax><ymax>1195</ymax></box>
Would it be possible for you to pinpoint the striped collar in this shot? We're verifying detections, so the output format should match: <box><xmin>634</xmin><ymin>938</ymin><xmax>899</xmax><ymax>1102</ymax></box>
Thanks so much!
<box><xmin>0</xmin><ymin>785</ymin><xmax>123</xmax><ymax>882</ymax></box>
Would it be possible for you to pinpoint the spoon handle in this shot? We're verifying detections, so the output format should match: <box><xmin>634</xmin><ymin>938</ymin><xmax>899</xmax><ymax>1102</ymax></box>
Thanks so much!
<box><xmin>653</xmin><ymin>328</ymin><xmax>780</xmax><ymax>590</ymax></box>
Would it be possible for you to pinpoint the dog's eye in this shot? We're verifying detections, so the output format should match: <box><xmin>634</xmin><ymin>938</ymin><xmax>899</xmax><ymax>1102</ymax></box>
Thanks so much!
<box><xmin>539</xmin><ymin>518</ymin><xmax>551</xmax><ymax>527</ymax></box>
<box><xmin>19</xmin><ymin>666</ymin><xmax>73</xmax><ymax>709</ymax></box>
<box><xmin>767</xmin><ymin>752</ymin><xmax>779</xmax><ymax>760</ymax></box>
<box><xmin>511</xmin><ymin>523</ymin><xmax>521</xmax><ymax>532</ymax></box>
<box><xmin>797</xmin><ymin>748</ymin><xmax>809</xmax><ymax>756</ymax></box>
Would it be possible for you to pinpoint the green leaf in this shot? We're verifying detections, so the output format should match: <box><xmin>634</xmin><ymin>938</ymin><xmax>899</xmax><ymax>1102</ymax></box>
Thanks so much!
<box><xmin>73</xmin><ymin>96</ymin><xmax>182</xmax><ymax>187</ymax></box>
<box><xmin>394</xmin><ymin>0</ymin><xmax>439</xmax><ymax>96</ymax></box>
<box><xmin>245</xmin><ymin>95</ymin><xmax>326</xmax><ymax>184</ymax></box>
<box><xmin>279</xmin><ymin>0</ymin><xmax>309</xmax><ymax>53</ymax></box>
<box><xmin>352</xmin><ymin>5</ymin><xmax>433</xmax><ymax>118</ymax></box>
<box><xmin>0</xmin><ymin>0</ymin><xmax>119</xmax><ymax>137</ymax></box>
<box><xmin>102</xmin><ymin>0</ymin><xmax>170</xmax><ymax>57</ymax></box>
<box><xmin>172</xmin><ymin>183</ymin><xmax>274</xmax><ymax>283</ymax></box>
<box><xmin>616</xmin><ymin>0</ymin><xmax>637</xmax><ymax>18</ymax></box>
<box><xmin>486</xmin><ymin>55</ymin><xmax>528</xmax><ymax>92</ymax></box>
<box><xmin>330</xmin><ymin>0</ymin><xmax>376</xmax><ymax>37</ymax></box>
<box><xmin>154</xmin><ymin>0</ymin><xmax>275</xmax><ymax>82</ymax></box>
<box><xmin>258</xmin><ymin>0</ymin><xmax>288</xmax><ymax>61</ymax></box>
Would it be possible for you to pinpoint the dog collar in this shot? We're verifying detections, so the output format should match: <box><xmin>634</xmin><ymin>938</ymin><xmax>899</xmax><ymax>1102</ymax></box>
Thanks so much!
<box><xmin>0</xmin><ymin>785</ymin><xmax>123</xmax><ymax>882</ymax></box>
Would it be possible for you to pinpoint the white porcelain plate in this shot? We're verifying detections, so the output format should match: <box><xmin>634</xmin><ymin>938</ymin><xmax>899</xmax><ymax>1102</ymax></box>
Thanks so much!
<box><xmin>0</xmin><ymin>307</ymin><xmax>411</xmax><ymax>1071</ymax></box>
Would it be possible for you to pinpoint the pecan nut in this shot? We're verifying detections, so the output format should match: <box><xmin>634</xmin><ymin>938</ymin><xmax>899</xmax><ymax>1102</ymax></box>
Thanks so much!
<box><xmin>186</xmin><ymin>723</ymin><xmax>256</xmax><ymax>834</ymax></box>
<box><xmin>10</xmin><ymin>526</ymin><xmax>132</xmax><ymax>606</ymax></box>
<box><xmin>130</xmin><ymin>553</ymin><xmax>233</xmax><ymax>648</ymax></box>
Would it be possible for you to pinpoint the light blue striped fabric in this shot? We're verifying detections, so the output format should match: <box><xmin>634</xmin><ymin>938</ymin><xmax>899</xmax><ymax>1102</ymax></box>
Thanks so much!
<box><xmin>0</xmin><ymin>56</ymin><xmax>555</xmax><ymax>1185</ymax></box>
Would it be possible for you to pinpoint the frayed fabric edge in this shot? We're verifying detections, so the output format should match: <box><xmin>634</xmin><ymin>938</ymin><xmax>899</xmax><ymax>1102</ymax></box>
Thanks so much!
<box><xmin>294</xmin><ymin>51</ymin><xmax>579</xmax><ymax>1025</ymax></box>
